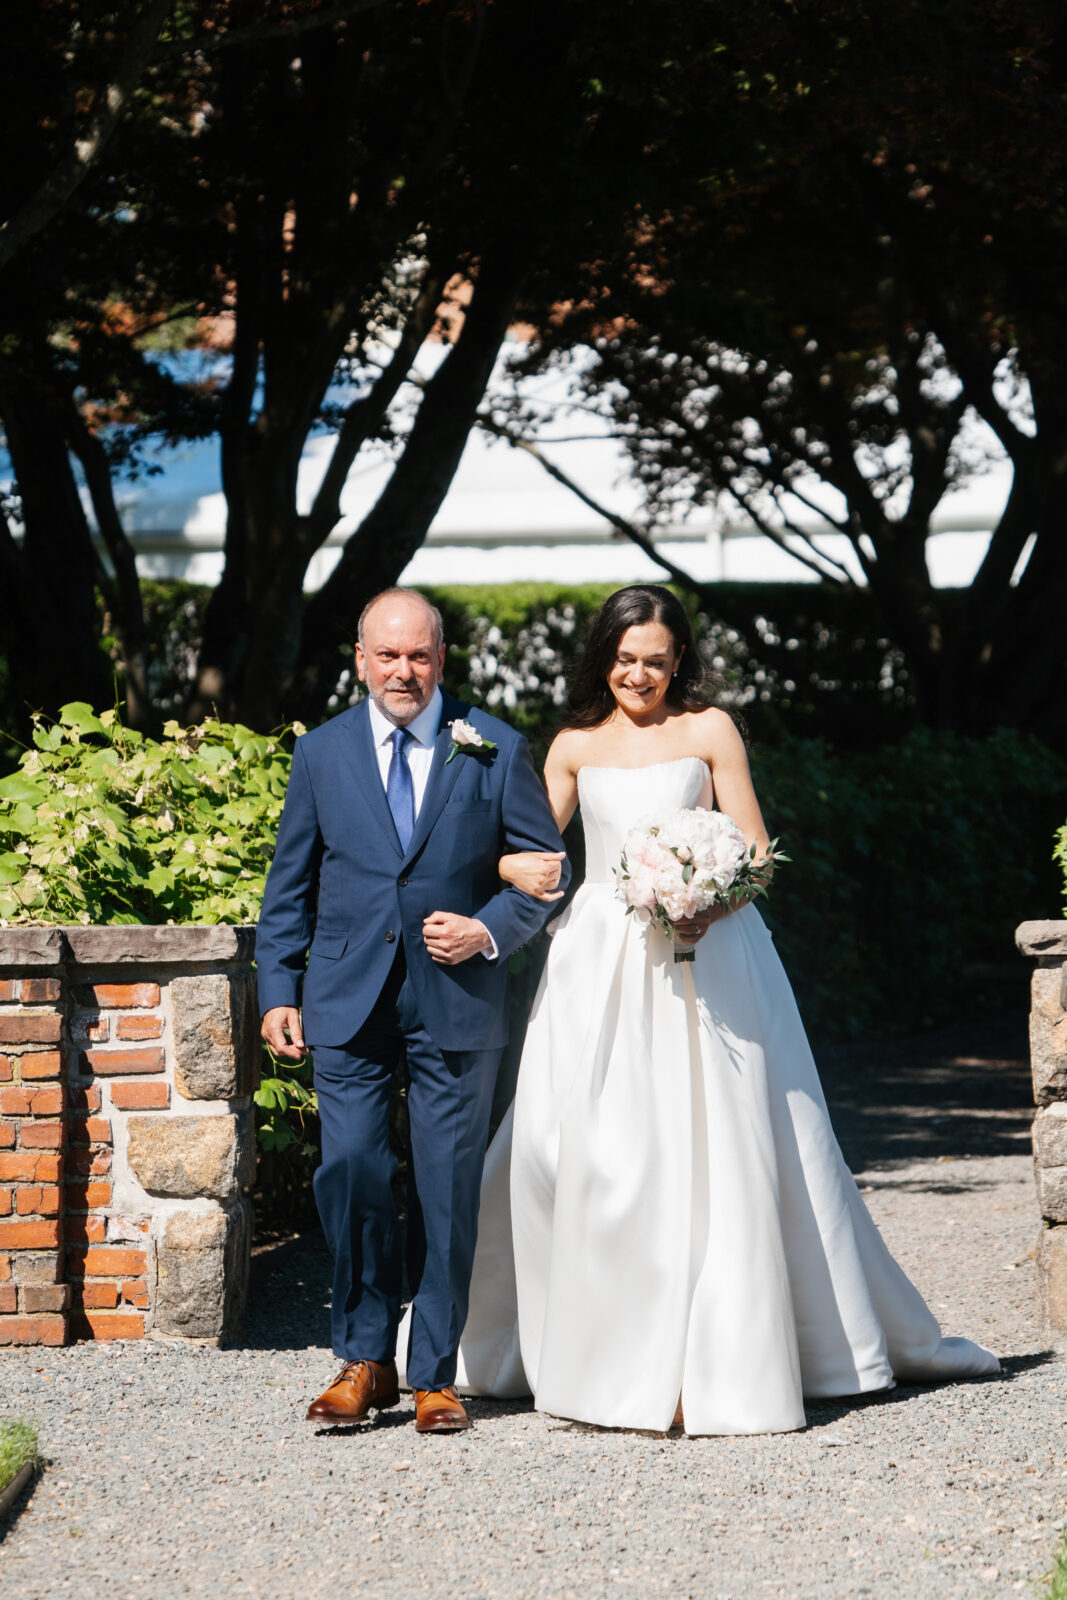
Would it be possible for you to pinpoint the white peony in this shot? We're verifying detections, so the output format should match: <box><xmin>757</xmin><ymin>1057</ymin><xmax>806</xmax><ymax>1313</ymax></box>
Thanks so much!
<box><xmin>615</xmin><ymin>806</ymin><xmax>757</xmax><ymax>939</ymax></box>
<box><xmin>450</xmin><ymin>718</ymin><xmax>485</xmax><ymax>747</ymax></box>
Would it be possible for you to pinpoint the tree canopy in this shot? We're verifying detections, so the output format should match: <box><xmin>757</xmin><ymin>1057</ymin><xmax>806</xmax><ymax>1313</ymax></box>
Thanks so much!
<box><xmin>504</xmin><ymin>1</ymin><xmax>1067</xmax><ymax>734</ymax></box>
<box><xmin>1</xmin><ymin>0</ymin><xmax>1065</xmax><ymax>735</ymax></box>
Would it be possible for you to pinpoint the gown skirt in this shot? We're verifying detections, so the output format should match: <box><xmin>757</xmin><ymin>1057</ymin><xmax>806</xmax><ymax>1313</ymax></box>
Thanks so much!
<box><xmin>399</xmin><ymin>757</ymin><xmax>998</xmax><ymax>1435</ymax></box>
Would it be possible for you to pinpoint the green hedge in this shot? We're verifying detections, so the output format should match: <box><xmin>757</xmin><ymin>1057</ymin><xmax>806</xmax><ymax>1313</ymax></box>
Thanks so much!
<box><xmin>429</xmin><ymin>580</ymin><xmax>920</xmax><ymax>759</ymax></box>
<box><xmin>77</xmin><ymin>578</ymin><xmax>925</xmax><ymax>759</ymax></box>
<box><xmin>752</xmin><ymin>728</ymin><xmax>1067</xmax><ymax>1036</ymax></box>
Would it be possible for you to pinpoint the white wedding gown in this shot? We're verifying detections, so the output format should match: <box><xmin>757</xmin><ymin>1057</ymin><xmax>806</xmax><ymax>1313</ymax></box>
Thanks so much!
<box><xmin>400</xmin><ymin>757</ymin><xmax>998</xmax><ymax>1434</ymax></box>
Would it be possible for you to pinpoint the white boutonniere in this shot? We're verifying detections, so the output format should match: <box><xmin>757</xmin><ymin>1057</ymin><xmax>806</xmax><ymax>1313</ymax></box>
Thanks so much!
<box><xmin>446</xmin><ymin>718</ymin><xmax>497</xmax><ymax>764</ymax></box>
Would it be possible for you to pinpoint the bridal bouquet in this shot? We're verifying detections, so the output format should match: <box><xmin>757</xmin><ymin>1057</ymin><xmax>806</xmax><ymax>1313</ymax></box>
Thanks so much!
<box><xmin>614</xmin><ymin>808</ymin><xmax>787</xmax><ymax>961</ymax></box>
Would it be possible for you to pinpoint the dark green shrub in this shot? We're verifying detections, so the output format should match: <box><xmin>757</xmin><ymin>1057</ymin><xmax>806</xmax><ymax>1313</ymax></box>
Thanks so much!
<box><xmin>754</xmin><ymin>728</ymin><xmax>1067</xmax><ymax>1036</ymax></box>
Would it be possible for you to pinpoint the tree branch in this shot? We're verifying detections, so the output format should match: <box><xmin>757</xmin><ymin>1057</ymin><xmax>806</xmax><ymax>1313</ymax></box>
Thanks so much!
<box><xmin>0</xmin><ymin>0</ymin><xmax>175</xmax><ymax>271</ymax></box>
<box><xmin>475</xmin><ymin>415</ymin><xmax>728</xmax><ymax>603</ymax></box>
<box><xmin>722</xmin><ymin>482</ymin><xmax>854</xmax><ymax>585</ymax></box>
<box><xmin>64</xmin><ymin>408</ymin><xmax>151</xmax><ymax>726</ymax></box>
<box><xmin>306</xmin><ymin>266</ymin><xmax>446</xmax><ymax>541</ymax></box>
<box><xmin>778</xmin><ymin>478</ymin><xmax>852</xmax><ymax>536</ymax></box>
<box><xmin>298</xmin><ymin>247</ymin><xmax>524</xmax><ymax>671</ymax></box>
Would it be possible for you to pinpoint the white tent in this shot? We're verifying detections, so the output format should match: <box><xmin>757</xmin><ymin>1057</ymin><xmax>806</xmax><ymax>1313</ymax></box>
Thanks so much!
<box><xmin>6</xmin><ymin>347</ymin><xmax>1017</xmax><ymax>590</ymax></box>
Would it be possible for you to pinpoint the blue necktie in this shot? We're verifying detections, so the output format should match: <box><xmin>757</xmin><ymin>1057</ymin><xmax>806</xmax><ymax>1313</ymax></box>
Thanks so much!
<box><xmin>387</xmin><ymin>726</ymin><xmax>416</xmax><ymax>850</ymax></box>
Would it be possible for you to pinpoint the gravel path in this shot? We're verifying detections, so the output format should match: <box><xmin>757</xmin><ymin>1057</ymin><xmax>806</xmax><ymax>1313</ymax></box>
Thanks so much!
<box><xmin>2</xmin><ymin>1012</ymin><xmax>1064</xmax><ymax>1600</ymax></box>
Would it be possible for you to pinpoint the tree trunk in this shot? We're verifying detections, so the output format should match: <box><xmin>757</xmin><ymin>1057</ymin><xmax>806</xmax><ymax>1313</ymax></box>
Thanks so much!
<box><xmin>0</xmin><ymin>363</ymin><xmax>111</xmax><ymax>729</ymax></box>
<box><xmin>293</xmin><ymin>248</ymin><xmax>524</xmax><ymax>720</ymax></box>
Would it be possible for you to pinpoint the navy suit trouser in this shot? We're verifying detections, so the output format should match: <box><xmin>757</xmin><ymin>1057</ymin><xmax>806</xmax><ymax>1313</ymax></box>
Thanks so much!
<box><xmin>309</xmin><ymin>942</ymin><xmax>501</xmax><ymax>1390</ymax></box>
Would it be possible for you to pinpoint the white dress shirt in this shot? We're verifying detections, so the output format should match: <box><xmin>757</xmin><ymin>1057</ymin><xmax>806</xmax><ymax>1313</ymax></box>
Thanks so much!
<box><xmin>367</xmin><ymin>687</ymin><xmax>442</xmax><ymax>817</ymax></box>
<box><xmin>366</xmin><ymin>688</ymin><xmax>497</xmax><ymax>959</ymax></box>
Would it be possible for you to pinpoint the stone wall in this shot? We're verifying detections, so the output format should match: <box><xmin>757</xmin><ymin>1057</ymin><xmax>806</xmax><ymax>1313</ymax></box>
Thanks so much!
<box><xmin>0</xmin><ymin>927</ymin><xmax>257</xmax><ymax>1347</ymax></box>
<box><xmin>1016</xmin><ymin>919</ymin><xmax>1067</xmax><ymax>1344</ymax></box>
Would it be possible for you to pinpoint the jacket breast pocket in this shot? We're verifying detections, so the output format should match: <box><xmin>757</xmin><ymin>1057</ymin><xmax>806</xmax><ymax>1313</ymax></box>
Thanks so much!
<box><xmin>309</xmin><ymin>930</ymin><xmax>349</xmax><ymax>960</ymax></box>
<box><xmin>442</xmin><ymin>800</ymin><xmax>492</xmax><ymax>815</ymax></box>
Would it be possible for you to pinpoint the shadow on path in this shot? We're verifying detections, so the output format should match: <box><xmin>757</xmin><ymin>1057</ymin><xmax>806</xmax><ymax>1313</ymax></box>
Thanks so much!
<box><xmin>816</xmin><ymin>1009</ymin><xmax>1032</xmax><ymax>1174</ymax></box>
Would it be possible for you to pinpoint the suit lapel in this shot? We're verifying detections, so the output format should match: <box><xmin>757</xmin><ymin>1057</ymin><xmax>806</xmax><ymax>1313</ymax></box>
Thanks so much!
<box><xmin>401</xmin><ymin>691</ymin><xmax>467</xmax><ymax>866</ymax></box>
<box><xmin>338</xmin><ymin>701</ymin><xmax>404</xmax><ymax>857</ymax></box>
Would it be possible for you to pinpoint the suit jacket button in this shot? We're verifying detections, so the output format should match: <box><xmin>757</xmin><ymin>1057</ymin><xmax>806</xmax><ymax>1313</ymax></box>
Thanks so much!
<box><xmin>384</xmin><ymin>930</ymin><xmax>396</xmax><ymax>943</ymax></box>
<box><xmin>398</xmin><ymin>876</ymin><xmax>409</xmax><ymax>888</ymax></box>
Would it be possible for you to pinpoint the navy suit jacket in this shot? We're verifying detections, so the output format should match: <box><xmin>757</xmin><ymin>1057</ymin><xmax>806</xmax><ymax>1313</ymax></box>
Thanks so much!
<box><xmin>255</xmin><ymin>690</ymin><xmax>570</xmax><ymax>1051</ymax></box>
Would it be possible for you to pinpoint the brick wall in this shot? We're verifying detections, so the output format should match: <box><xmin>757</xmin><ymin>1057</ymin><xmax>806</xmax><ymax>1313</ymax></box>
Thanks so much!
<box><xmin>0</xmin><ymin>927</ymin><xmax>257</xmax><ymax>1347</ymax></box>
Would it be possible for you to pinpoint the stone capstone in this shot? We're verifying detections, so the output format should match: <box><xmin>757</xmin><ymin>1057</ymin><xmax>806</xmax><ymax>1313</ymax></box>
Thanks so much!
<box><xmin>126</xmin><ymin>1113</ymin><xmax>255</xmax><ymax>1200</ymax></box>
<box><xmin>63</xmin><ymin>924</ymin><xmax>255</xmax><ymax>964</ymax></box>
<box><xmin>1029</xmin><ymin>965</ymin><xmax>1067</xmax><ymax>1106</ymax></box>
<box><xmin>172</xmin><ymin>971</ymin><xmax>259</xmax><ymax>1101</ymax></box>
<box><xmin>154</xmin><ymin>1199</ymin><xmax>252</xmax><ymax>1340</ymax></box>
<box><xmin>0</xmin><ymin>927</ymin><xmax>67</xmax><ymax>966</ymax></box>
<box><xmin>1016</xmin><ymin>921</ymin><xmax>1067</xmax><ymax>960</ymax></box>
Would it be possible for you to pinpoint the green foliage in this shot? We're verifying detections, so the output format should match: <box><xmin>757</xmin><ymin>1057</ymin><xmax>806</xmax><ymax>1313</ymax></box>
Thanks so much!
<box><xmin>255</xmin><ymin>1050</ymin><xmax>317</xmax><ymax>1156</ymax></box>
<box><xmin>0</xmin><ymin>703</ymin><xmax>296</xmax><ymax>926</ymax></box>
<box><xmin>253</xmin><ymin>1046</ymin><xmax>320</xmax><ymax>1230</ymax></box>
<box><xmin>754</xmin><ymin>728</ymin><xmax>1067</xmax><ymax>1037</ymax></box>
<box><xmin>86</xmin><ymin>577</ymin><xmax>967</xmax><ymax>762</ymax></box>
<box><xmin>1056</xmin><ymin>820</ymin><xmax>1067</xmax><ymax>914</ymax></box>
<box><xmin>429</xmin><ymin>579</ymin><xmax>918</xmax><ymax>763</ymax></box>
<box><xmin>1044</xmin><ymin>1530</ymin><xmax>1067</xmax><ymax>1600</ymax></box>
<box><xmin>0</xmin><ymin>1419</ymin><xmax>40</xmax><ymax>1494</ymax></box>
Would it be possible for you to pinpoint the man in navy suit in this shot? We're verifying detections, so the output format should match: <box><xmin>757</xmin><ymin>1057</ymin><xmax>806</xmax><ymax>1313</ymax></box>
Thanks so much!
<box><xmin>257</xmin><ymin>588</ymin><xmax>568</xmax><ymax>1433</ymax></box>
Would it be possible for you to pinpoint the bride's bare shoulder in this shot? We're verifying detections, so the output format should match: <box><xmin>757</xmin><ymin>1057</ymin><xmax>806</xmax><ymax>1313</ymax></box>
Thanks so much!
<box><xmin>545</xmin><ymin>727</ymin><xmax>590</xmax><ymax>775</ymax></box>
<box><xmin>687</xmin><ymin>705</ymin><xmax>746</xmax><ymax>760</ymax></box>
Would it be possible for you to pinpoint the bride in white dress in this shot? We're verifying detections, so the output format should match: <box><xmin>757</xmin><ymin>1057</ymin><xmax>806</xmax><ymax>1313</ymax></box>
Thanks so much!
<box><xmin>402</xmin><ymin>584</ymin><xmax>998</xmax><ymax>1434</ymax></box>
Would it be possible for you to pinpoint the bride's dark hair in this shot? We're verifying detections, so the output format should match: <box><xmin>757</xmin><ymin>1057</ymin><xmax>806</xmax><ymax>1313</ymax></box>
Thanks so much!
<box><xmin>563</xmin><ymin>585</ymin><xmax>717</xmax><ymax>730</ymax></box>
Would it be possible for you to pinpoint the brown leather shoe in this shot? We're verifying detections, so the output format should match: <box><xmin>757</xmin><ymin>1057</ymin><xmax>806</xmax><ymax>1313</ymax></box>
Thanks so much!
<box><xmin>413</xmin><ymin>1384</ymin><xmax>470</xmax><ymax>1433</ymax></box>
<box><xmin>306</xmin><ymin>1358</ymin><xmax>400</xmax><ymax>1423</ymax></box>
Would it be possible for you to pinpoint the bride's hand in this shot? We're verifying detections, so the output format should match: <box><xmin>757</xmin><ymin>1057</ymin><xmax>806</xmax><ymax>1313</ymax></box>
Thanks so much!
<box><xmin>499</xmin><ymin>850</ymin><xmax>566</xmax><ymax>901</ymax></box>
<box><xmin>672</xmin><ymin>906</ymin><xmax>726</xmax><ymax>945</ymax></box>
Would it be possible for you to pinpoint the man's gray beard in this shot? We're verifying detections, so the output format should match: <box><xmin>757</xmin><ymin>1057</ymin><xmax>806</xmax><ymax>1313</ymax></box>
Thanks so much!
<box><xmin>369</xmin><ymin>682</ymin><xmax>434</xmax><ymax>727</ymax></box>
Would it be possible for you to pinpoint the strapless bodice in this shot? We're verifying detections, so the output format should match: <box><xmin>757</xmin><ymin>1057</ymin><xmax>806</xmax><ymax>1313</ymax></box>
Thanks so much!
<box><xmin>577</xmin><ymin>757</ymin><xmax>713</xmax><ymax>883</ymax></box>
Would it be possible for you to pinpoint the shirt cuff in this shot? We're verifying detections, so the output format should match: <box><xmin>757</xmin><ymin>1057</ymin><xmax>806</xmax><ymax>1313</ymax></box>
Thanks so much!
<box><xmin>472</xmin><ymin>920</ymin><xmax>498</xmax><ymax>961</ymax></box>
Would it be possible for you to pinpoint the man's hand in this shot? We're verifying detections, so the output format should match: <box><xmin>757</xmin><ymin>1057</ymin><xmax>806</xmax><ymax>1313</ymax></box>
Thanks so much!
<box><xmin>422</xmin><ymin>912</ymin><xmax>493</xmax><ymax>966</ymax></box>
<box><xmin>261</xmin><ymin>1005</ymin><xmax>308</xmax><ymax>1059</ymax></box>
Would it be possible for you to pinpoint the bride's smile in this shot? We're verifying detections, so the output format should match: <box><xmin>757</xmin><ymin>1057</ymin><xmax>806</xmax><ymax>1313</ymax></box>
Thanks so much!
<box><xmin>607</xmin><ymin>621</ymin><xmax>681</xmax><ymax>721</ymax></box>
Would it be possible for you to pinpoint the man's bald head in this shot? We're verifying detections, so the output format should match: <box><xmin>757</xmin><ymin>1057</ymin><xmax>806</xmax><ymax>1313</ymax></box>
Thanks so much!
<box><xmin>357</xmin><ymin>588</ymin><xmax>443</xmax><ymax>653</ymax></box>
<box><xmin>355</xmin><ymin>588</ymin><xmax>446</xmax><ymax>726</ymax></box>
